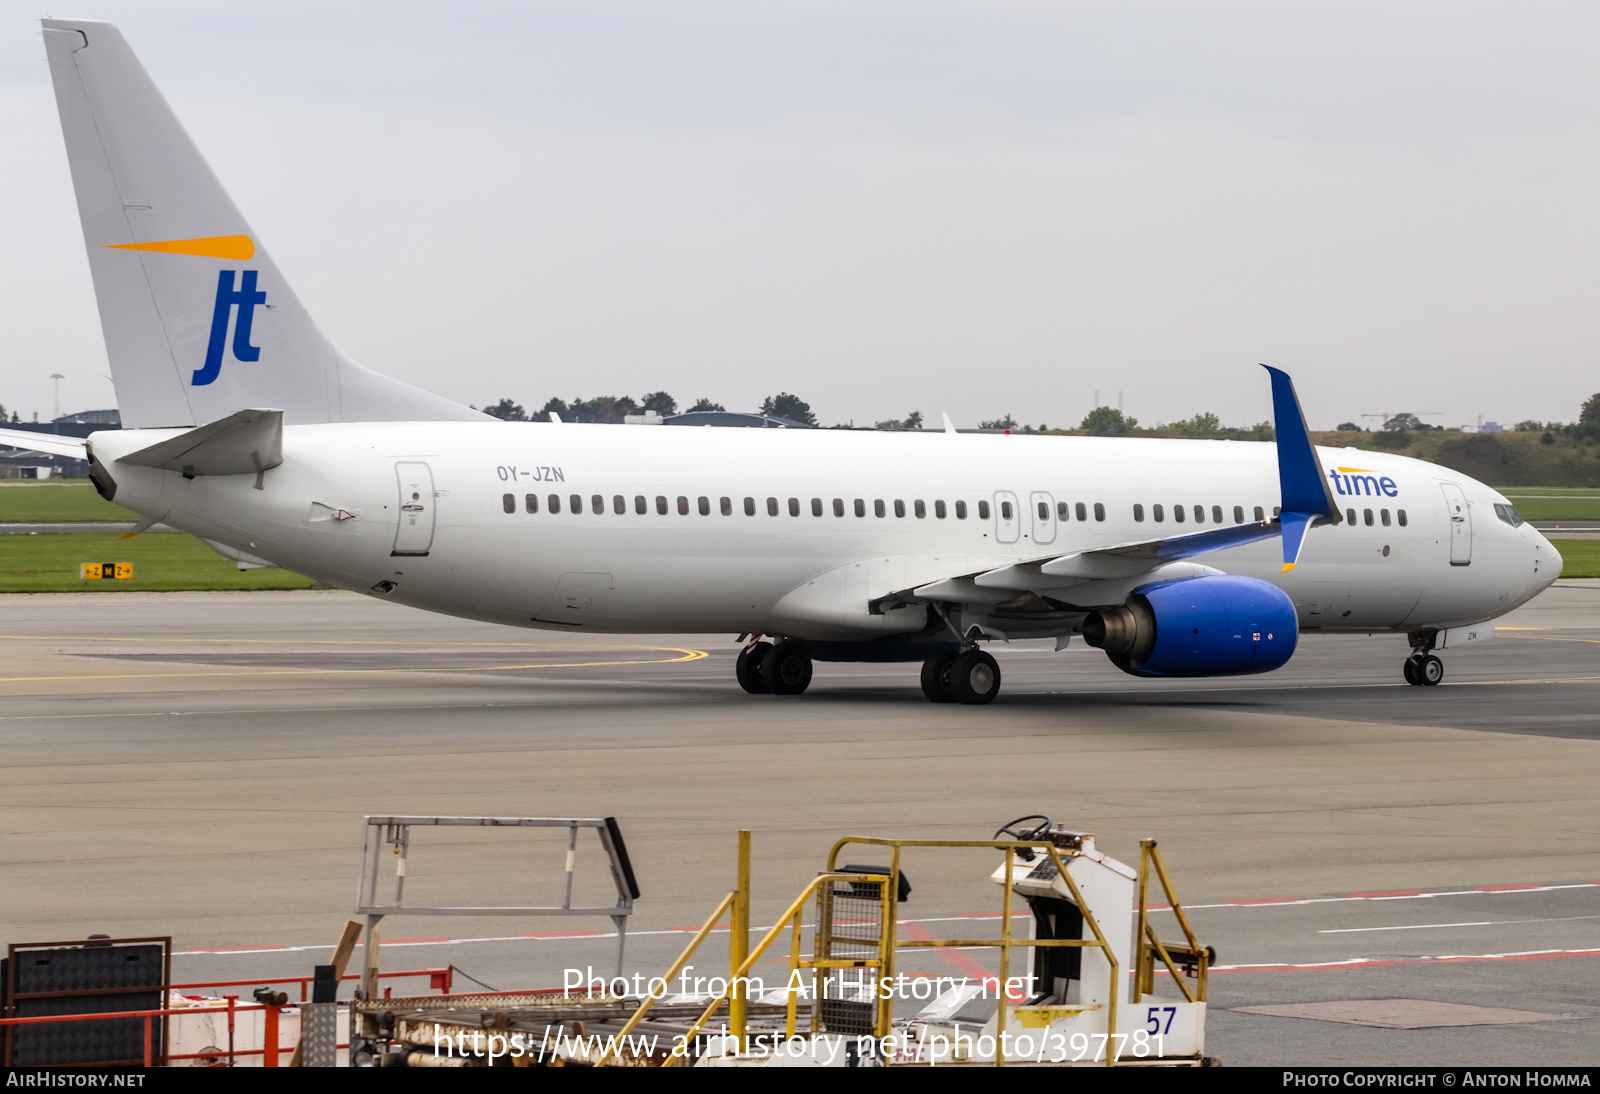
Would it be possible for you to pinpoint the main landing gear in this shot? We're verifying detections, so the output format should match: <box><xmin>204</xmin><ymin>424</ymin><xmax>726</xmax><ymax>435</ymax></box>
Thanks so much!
<box><xmin>736</xmin><ymin>639</ymin><xmax>813</xmax><ymax>696</ymax></box>
<box><xmin>920</xmin><ymin>647</ymin><xmax>1001</xmax><ymax>705</ymax></box>
<box><xmin>1403</xmin><ymin>633</ymin><xmax>1443</xmax><ymax>687</ymax></box>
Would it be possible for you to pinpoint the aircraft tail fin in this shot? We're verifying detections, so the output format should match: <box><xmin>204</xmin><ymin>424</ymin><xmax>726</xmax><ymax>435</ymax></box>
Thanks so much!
<box><xmin>41</xmin><ymin>20</ymin><xmax>484</xmax><ymax>428</ymax></box>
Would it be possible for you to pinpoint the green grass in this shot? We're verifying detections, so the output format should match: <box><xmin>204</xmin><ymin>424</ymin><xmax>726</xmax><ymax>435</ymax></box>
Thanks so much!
<box><xmin>1551</xmin><ymin>538</ymin><xmax>1600</xmax><ymax>578</ymax></box>
<box><xmin>0</xmin><ymin>532</ymin><xmax>315</xmax><ymax>592</ymax></box>
<box><xmin>0</xmin><ymin>480</ymin><xmax>140</xmax><ymax>522</ymax></box>
<box><xmin>1497</xmin><ymin>486</ymin><xmax>1600</xmax><ymax>496</ymax></box>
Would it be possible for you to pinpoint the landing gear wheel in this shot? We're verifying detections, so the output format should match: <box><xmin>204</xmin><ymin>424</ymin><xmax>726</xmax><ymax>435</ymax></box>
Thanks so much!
<box><xmin>1420</xmin><ymin>654</ymin><xmax>1444</xmax><ymax>686</ymax></box>
<box><xmin>948</xmin><ymin>648</ymin><xmax>1001</xmax><ymax>705</ymax></box>
<box><xmin>759</xmin><ymin>641</ymin><xmax>813</xmax><ymax>695</ymax></box>
<box><xmin>736</xmin><ymin>643</ymin><xmax>770</xmax><ymax>694</ymax></box>
<box><xmin>920</xmin><ymin>651</ymin><xmax>958</xmax><ymax>703</ymax></box>
<box><xmin>1402</xmin><ymin>657</ymin><xmax>1422</xmax><ymax>686</ymax></box>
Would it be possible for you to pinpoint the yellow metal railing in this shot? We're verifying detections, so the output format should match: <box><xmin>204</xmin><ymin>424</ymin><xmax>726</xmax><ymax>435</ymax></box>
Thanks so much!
<box><xmin>605</xmin><ymin>832</ymin><xmax>1209</xmax><ymax>1068</ymax></box>
<box><xmin>1134</xmin><ymin>838</ymin><xmax>1209</xmax><ymax>1004</ymax></box>
<box><xmin>827</xmin><ymin>836</ymin><xmax>1122</xmax><ymax>1067</ymax></box>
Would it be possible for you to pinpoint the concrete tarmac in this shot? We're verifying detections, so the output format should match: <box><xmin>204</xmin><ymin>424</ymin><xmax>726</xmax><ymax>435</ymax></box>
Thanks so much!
<box><xmin>1</xmin><ymin>582</ymin><xmax>1597</xmax><ymax>1066</ymax></box>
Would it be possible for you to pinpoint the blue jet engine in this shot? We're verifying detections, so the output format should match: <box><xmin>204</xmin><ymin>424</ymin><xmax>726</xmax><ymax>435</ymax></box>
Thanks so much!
<box><xmin>1081</xmin><ymin>574</ymin><xmax>1298</xmax><ymax>677</ymax></box>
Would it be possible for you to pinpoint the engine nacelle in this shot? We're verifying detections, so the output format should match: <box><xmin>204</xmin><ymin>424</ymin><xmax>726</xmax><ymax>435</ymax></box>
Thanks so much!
<box><xmin>1082</xmin><ymin>574</ymin><xmax>1297</xmax><ymax>677</ymax></box>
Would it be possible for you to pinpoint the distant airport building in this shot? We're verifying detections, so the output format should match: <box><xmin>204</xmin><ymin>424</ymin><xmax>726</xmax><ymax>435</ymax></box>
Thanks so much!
<box><xmin>0</xmin><ymin>410</ymin><xmax>118</xmax><ymax>477</ymax></box>
<box><xmin>656</xmin><ymin>411</ymin><xmax>815</xmax><ymax>429</ymax></box>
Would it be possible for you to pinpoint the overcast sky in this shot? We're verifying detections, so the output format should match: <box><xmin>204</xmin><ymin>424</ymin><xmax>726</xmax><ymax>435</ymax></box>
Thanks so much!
<box><xmin>2</xmin><ymin>1</ymin><xmax>1597</xmax><ymax>430</ymax></box>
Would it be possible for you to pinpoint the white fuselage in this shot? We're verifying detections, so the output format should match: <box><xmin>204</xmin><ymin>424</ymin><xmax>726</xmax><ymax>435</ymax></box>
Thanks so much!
<box><xmin>88</xmin><ymin>423</ymin><xmax>1562</xmax><ymax>643</ymax></box>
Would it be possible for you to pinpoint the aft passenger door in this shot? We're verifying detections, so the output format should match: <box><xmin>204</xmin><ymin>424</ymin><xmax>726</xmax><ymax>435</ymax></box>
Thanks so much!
<box><xmin>392</xmin><ymin>461</ymin><xmax>436</xmax><ymax>557</ymax></box>
<box><xmin>994</xmin><ymin>491</ymin><xmax>1019</xmax><ymax>544</ymax></box>
<box><xmin>1440</xmin><ymin>482</ymin><xmax>1472</xmax><ymax>566</ymax></box>
<box><xmin>1029</xmin><ymin>492</ymin><xmax>1056</xmax><ymax>546</ymax></box>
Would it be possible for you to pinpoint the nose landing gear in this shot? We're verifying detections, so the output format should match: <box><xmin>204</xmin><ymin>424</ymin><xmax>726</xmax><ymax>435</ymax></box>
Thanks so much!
<box><xmin>1403</xmin><ymin>632</ymin><xmax>1443</xmax><ymax>686</ymax></box>
<box><xmin>1402</xmin><ymin>654</ymin><xmax>1443</xmax><ymax>686</ymax></box>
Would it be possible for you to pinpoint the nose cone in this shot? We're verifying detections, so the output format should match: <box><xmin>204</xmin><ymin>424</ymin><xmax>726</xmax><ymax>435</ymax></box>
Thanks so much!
<box><xmin>1533</xmin><ymin>528</ymin><xmax>1563</xmax><ymax>590</ymax></box>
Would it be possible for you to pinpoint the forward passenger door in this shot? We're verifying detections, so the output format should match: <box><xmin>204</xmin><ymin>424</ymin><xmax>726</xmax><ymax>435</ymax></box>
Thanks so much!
<box><xmin>1440</xmin><ymin>483</ymin><xmax>1472</xmax><ymax>566</ymax></box>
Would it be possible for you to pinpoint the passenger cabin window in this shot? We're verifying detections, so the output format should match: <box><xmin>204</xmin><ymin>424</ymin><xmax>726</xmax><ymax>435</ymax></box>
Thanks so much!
<box><xmin>1364</xmin><ymin>508</ymin><xmax>1374</xmax><ymax>526</ymax></box>
<box><xmin>1057</xmin><ymin>501</ymin><xmax>1069</xmax><ymax>520</ymax></box>
<box><xmin>549</xmin><ymin>494</ymin><xmax>561</xmax><ymax>514</ymax></box>
<box><xmin>1346</xmin><ymin>508</ymin><xmax>1356</xmax><ymax>525</ymax></box>
<box><xmin>699</xmin><ymin>496</ymin><xmax>711</xmax><ymax>516</ymax></box>
<box><xmin>1154</xmin><ymin>504</ymin><xmax>1165</xmax><ymax>522</ymax></box>
<box><xmin>614</xmin><ymin>495</ymin><xmax>626</xmax><ymax>515</ymax></box>
<box><xmin>1000</xmin><ymin>501</ymin><xmax>1013</xmax><ymax>521</ymax></box>
<box><xmin>768</xmin><ymin>497</ymin><xmax>779</xmax><ymax>516</ymax></box>
<box><xmin>1075</xmin><ymin>502</ymin><xmax>1086</xmax><ymax>522</ymax></box>
<box><xmin>526</xmin><ymin>494</ymin><xmax>539</xmax><ymax>514</ymax></box>
<box><xmin>834</xmin><ymin>498</ymin><xmax>845</xmax><ymax>517</ymax></box>
<box><xmin>721</xmin><ymin>496</ymin><xmax>732</xmax><ymax>516</ymax></box>
<box><xmin>571</xmin><ymin>494</ymin><xmax>583</xmax><ymax>514</ymax></box>
<box><xmin>635</xmin><ymin>495</ymin><xmax>647</xmax><ymax>515</ymax></box>
<box><xmin>1193</xmin><ymin>505</ymin><xmax>1204</xmax><ymax>524</ymax></box>
<box><xmin>915</xmin><ymin>500</ymin><xmax>927</xmax><ymax>518</ymax></box>
<box><xmin>956</xmin><ymin>500</ymin><xmax>968</xmax><ymax>519</ymax></box>
<box><xmin>592</xmin><ymin>494</ymin><xmax>604</xmax><ymax>514</ymax></box>
<box><xmin>1094</xmin><ymin>502</ymin><xmax>1105</xmax><ymax>522</ymax></box>
<box><xmin>1381</xmin><ymin>508</ymin><xmax>1391</xmax><ymax>526</ymax></box>
<box><xmin>855</xmin><ymin>499</ymin><xmax>866</xmax><ymax>517</ymax></box>
<box><xmin>502</xmin><ymin>493</ymin><xmax>515</xmax><ymax>514</ymax></box>
<box><xmin>656</xmin><ymin>495</ymin><xmax>668</xmax><ymax>515</ymax></box>
<box><xmin>1212</xmin><ymin>505</ymin><xmax>1223</xmax><ymax>524</ymax></box>
<box><xmin>678</xmin><ymin>496</ymin><xmax>690</xmax><ymax>516</ymax></box>
<box><xmin>875</xmin><ymin>500</ymin><xmax>886</xmax><ymax>518</ymax></box>
<box><xmin>1037</xmin><ymin>501</ymin><xmax>1049</xmax><ymax>521</ymax></box>
<box><xmin>812</xmin><ymin>498</ymin><xmax>823</xmax><ymax>517</ymax></box>
<box><xmin>744</xmin><ymin>497</ymin><xmax>756</xmax><ymax>516</ymax></box>
<box><xmin>1398</xmin><ymin>509</ymin><xmax>1408</xmax><ymax>527</ymax></box>
<box><xmin>935</xmin><ymin>500</ymin><xmax>947</xmax><ymax>519</ymax></box>
<box><xmin>1233</xmin><ymin>505</ymin><xmax>1243</xmax><ymax>524</ymax></box>
<box><xmin>894</xmin><ymin>499</ymin><xmax>906</xmax><ymax>518</ymax></box>
<box><xmin>1133</xmin><ymin>503</ymin><xmax>1145</xmax><ymax>522</ymax></box>
<box><xmin>1254</xmin><ymin>506</ymin><xmax>1264</xmax><ymax>521</ymax></box>
<box><xmin>1174</xmin><ymin>505</ymin><xmax>1185</xmax><ymax>523</ymax></box>
<box><xmin>978</xmin><ymin>500</ymin><xmax>990</xmax><ymax>519</ymax></box>
<box><xmin>788</xmin><ymin>498</ymin><xmax>800</xmax><ymax>517</ymax></box>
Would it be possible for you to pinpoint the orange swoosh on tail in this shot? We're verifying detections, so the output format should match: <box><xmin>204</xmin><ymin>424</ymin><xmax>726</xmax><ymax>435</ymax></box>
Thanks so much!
<box><xmin>106</xmin><ymin>235</ymin><xmax>254</xmax><ymax>260</ymax></box>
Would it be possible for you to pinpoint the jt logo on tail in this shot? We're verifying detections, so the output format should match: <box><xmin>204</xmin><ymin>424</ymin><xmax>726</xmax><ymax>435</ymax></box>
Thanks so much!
<box><xmin>194</xmin><ymin>269</ymin><xmax>265</xmax><ymax>386</ymax></box>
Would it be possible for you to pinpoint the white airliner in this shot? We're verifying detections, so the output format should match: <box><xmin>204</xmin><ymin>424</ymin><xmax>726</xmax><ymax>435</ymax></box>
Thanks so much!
<box><xmin>6</xmin><ymin>20</ymin><xmax>1563</xmax><ymax>704</ymax></box>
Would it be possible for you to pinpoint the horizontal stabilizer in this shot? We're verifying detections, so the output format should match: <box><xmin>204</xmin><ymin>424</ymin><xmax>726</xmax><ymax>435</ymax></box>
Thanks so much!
<box><xmin>0</xmin><ymin>429</ymin><xmax>88</xmax><ymax>459</ymax></box>
<box><xmin>118</xmin><ymin>408</ymin><xmax>282</xmax><ymax>477</ymax></box>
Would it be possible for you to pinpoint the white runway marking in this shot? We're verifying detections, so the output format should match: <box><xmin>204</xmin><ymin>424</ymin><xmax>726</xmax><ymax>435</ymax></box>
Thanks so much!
<box><xmin>1319</xmin><ymin>914</ymin><xmax>1600</xmax><ymax>934</ymax></box>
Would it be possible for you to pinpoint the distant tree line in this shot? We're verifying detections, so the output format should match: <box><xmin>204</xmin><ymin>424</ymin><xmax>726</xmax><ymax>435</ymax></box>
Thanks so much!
<box><xmin>477</xmin><ymin>391</ymin><xmax>824</xmax><ymax>426</ymax></box>
<box><xmin>1331</xmin><ymin>396</ymin><xmax>1600</xmax><ymax>449</ymax></box>
<box><xmin>472</xmin><ymin>389</ymin><xmax>1600</xmax><ymax>443</ymax></box>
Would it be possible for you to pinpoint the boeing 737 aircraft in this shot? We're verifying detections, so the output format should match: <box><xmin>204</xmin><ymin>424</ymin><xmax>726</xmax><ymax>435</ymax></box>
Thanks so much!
<box><xmin>5</xmin><ymin>21</ymin><xmax>1563</xmax><ymax>705</ymax></box>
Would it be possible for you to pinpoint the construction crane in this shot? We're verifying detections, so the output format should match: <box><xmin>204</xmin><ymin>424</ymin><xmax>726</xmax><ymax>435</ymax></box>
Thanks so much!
<box><xmin>1361</xmin><ymin>411</ymin><xmax>1442</xmax><ymax>428</ymax></box>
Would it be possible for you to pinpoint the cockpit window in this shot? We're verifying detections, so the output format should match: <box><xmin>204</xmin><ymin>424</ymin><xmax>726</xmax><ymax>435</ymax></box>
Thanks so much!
<box><xmin>1493</xmin><ymin>503</ymin><xmax>1525</xmax><ymax>528</ymax></box>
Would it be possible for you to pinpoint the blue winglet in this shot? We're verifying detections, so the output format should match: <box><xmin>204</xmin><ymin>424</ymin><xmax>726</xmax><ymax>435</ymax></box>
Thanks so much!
<box><xmin>1262</xmin><ymin>365</ymin><xmax>1341</xmax><ymax>571</ymax></box>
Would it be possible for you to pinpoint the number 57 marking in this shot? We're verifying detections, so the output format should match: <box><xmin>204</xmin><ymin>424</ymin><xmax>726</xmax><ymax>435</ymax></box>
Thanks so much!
<box><xmin>1146</xmin><ymin>1006</ymin><xmax>1176</xmax><ymax>1034</ymax></box>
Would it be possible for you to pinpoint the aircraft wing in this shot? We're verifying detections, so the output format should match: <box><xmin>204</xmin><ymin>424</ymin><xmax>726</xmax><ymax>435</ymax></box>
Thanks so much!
<box><xmin>896</xmin><ymin>521</ymin><xmax>1283</xmax><ymax>612</ymax></box>
<box><xmin>0</xmin><ymin>428</ymin><xmax>89</xmax><ymax>459</ymax></box>
<box><xmin>883</xmin><ymin>364</ymin><xmax>1341</xmax><ymax>614</ymax></box>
